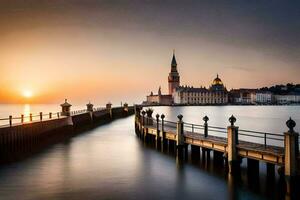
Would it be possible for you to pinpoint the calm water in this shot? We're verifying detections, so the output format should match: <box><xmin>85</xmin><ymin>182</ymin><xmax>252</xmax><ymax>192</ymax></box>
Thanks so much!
<box><xmin>0</xmin><ymin>105</ymin><xmax>299</xmax><ymax>200</ymax></box>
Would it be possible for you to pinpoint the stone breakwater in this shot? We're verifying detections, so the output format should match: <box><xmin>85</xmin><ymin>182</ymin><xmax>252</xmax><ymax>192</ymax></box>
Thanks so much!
<box><xmin>0</xmin><ymin>106</ymin><xmax>134</xmax><ymax>163</ymax></box>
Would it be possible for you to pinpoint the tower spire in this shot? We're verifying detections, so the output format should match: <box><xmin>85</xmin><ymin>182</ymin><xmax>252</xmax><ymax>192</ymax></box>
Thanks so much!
<box><xmin>171</xmin><ymin>50</ymin><xmax>177</xmax><ymax>67</ymax></box>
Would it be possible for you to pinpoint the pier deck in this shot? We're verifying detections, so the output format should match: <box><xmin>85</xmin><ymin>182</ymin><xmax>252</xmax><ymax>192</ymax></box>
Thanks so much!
<box><xmin>144</xmin><ymin>122</ymin><xmax>286</xmax><ymax>165</ymax></box>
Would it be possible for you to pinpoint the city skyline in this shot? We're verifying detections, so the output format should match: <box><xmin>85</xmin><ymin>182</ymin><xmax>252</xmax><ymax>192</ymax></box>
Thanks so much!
<box><xmin>0</xmin><ymin>0</ymin><xmax>299</xmax><ymax>104</ymax></box>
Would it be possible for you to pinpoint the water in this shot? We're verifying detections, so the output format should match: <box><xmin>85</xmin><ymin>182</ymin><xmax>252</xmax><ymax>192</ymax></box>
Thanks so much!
<box><xmin>0</xmin><ymin>105</ymin><xmax>299</xmax><ymax>200</ymax></box>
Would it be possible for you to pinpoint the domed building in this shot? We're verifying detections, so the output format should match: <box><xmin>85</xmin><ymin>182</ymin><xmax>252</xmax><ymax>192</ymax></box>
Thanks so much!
<box><xmin>144</xmin><ymin>52</ymin><xmax>228</xmax><ymax>105</ymax></box>
<box><xmin>173</xmin><ymin>74</ymin><xmax>228</xmax><ymax>105</ymax></box>
<box><xmin>210</xmin><ymin>74</ymin><xmax>226</xmax><ymax>91</ymax></box>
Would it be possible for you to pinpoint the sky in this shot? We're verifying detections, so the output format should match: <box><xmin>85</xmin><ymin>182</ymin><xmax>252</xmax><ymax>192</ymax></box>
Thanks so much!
<box><xmin>0</xmin><ymin>0</ymin><xmax>299</xmax><ymax>105</ymax></box>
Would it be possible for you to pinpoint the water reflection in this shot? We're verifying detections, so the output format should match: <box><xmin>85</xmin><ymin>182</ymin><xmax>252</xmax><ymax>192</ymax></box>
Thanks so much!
<box><xmin>23</xmin><ymin>104</ymin><xmax>31</xmax><ymax>122</ymax></box>
<box><xmin>0</xmin><ymin>107</ymin><xmax>299</xmax><ymax>199</ymax></box>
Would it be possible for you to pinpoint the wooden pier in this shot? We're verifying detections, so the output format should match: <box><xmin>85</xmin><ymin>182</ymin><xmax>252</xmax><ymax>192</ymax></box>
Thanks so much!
<box><xmin>134</xmin><ymin>106</ymin><xmax>300</xmax><ymax>196</ymax></box>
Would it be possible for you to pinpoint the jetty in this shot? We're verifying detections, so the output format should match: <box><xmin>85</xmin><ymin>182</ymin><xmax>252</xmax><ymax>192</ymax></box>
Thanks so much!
<box><xmin>134</xmin><ymin>106</ymin><xmax>299</xmax><ymax>195</ymax></box>
<box><xmin>0</xmin><ymin>100</ymin><xmax>134</xmax><ymax>163</ymax></box>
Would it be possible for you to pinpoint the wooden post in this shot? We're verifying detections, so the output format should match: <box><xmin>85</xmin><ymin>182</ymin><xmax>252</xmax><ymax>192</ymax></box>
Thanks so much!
<box><xmin>191</xmin><ymin>145</ymin><xmax>200</xmax><ymax>160</ymax></box>
<box><xmin>284</xmin><ymin>117</ymin><xmax>298</xmax><ymax>196</ymax></box>
<box><xmin>40</xmin><ymin>112</ymin><xmax>43</xmax><ymax>121</ymax></box>
<box><xmin>9</xmin><ymin>115</ymin><xmax>12</xmax><ymax>126</ymax></box>
<box><xmin>227</xmin><ymin>115</ymin><xmax>240</xmax><ymax>174</ymax></box>
<box><xmin>141</xmin><ymin>110</ymin><xmax>146</xmax><ymax>126</ymax></box>
<box><xmin>141</xmin><ymin>110</ymin><xmax>146</xmax><ymax>139</ymax></box>
<box><xmin>49</xmin><ymin>112</ymin><xmax>52</xmax><ymax>119</ymax></box>
<box><xmin>161</xmin><ymin>114</ymin><xmax>165</xmax><ymax>144</ymax></box>
<box><xmin>203</xmin><ymin>115</ymin><xmax>209</xmax><ymax>137</ymax></box>
<box><xmin>176</xmin><ymin>114</ymin><xmax>184</xmax><ymax>147</ymax></box>
<box><xmin>155</xmin><ymin>114</ymin><xmax>160</xmax><ymax>141</ymax></box>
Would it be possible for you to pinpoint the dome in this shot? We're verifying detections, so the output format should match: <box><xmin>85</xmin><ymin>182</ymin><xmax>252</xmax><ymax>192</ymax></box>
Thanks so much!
<box><xmin>212</xmin><ymin>74</ymin><xmax>223</xmax><ymax>85</ymax></box>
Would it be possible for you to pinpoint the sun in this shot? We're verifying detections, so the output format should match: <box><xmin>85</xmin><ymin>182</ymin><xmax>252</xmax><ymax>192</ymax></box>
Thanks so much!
<box><xmin>22</xmin><ymin>90</ymin><xmax>33</xmax><ymax>98</ymax></box>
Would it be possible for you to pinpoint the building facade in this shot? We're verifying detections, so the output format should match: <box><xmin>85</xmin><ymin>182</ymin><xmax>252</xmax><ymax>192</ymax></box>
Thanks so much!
<box><xmin>256</xmin><ymin>92</ymin><xmax>274</xmax><ymax>104</ymax></box>
<box><xmin>144</xmin><ymin>52</ymin><xmax>228</xmax><ymax>105</ymax></box>
<box><xmin>168</xmin><ymin>53</ymin><xmax>180</xmax><ymax>95</ymax></box>
<box><xmin>146</xmin><ymin>87</ymin><xmax>173</xmax><ymax>105</ymax></box>
<box><xmin>229</xmin><ymin>89</ymin><xmax>257</xmax><ymax>104</ymax></box>
<box><xmin>173</xmin><ymin>75</ymin><xmax>228</xmax><ymax>105</ymax></box>
<box><xmin>275</xmin><ymin>93</ymin><xmax>300</xmax><ymax>104</ymax></box>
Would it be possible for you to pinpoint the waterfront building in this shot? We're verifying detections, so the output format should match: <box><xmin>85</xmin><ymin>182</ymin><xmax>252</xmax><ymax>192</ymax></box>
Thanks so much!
<box><xmin>229</xmin><ymin>89</ymin><xmax>257</xmax><ymax>104</ymax></box>
<box><xmin>168</xmin><ymin>52</ymin><xmax>180</xmax><ymax>95</ymax></box>
<box><xmin>146</xmin><ymin>87</ymin><xmax>173</xmax><ymax>105</ymax></box>
<box><xmin>256</xmin><ymin>91</ymin><xmax>274</xmax><ymax>104</ymax></box>
<box><xmin>173</xmin><ymin>75</ymin><xmax>228</xmax><ymax>105</ymax></box>
<box><xmin>144</xmin><ymin>52</ymin><xmax>228</xmax><ymax>105</ymax></box>
<box><xmin>275</xmin><ymin>92</ymin><xmax>300</xmax><ymax>104</ymax></box>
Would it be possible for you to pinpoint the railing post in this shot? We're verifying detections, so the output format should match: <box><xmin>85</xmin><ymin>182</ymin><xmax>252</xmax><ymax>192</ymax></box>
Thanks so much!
<box><xmin>9</xmin><ymin>115</ymin><xmax>12</xmax><ymax>126</ymax></box>
<box><xmin>156</xmin><ymin>114</ymin><xmax>160</xmax><ymax>141</ymax></box>
<box><xmin>145</xmin><ymin>108</ymin><xmax>153</xmax><ymax>126</ymax></box>
<box><xmin>176</xmin><ymin>114</ymin><xmax>184</xmax><ymax>147</ymax></box>
<box><xmin>227</xmin><ymin>115</ymin><xmax>240</xmax><ymax>174</ymax></box>
<box><xmin>264</xmin><ymin>133</ymin><xmax>267</xmax><ymax>148</ymax></box>
<box><xmin>203</xmin><ymin>115</ymin><xmax>209</xmax><ymax>137</ymax></box>
<box><xmin>30</xmin><ymin>113</ymin><xmax>33</xmax><ymax>122</ymax></box>
<box><xmin>141</xmin><ymin>110</ymin><xmax>146</xmax><ymax>127</ymax></box>
<box><xmin>49</xmin><ymin>112</ymin><xmax>52</xmax><ymax>119</ymax></box>
<box><xmin>284</xmin><ymin>118</ymin><xmax>298</xmax><ymax>180</ymax></box>
<box><xmin>21</xmin><ymin>114</ymin><xmax>24</xmax><ymax>123</ymax></box>
<box><xmin>161</xmin><ymin>114</ymin><xmax>165</xmax><ymax>143</ymax></box>
<box><xmin>40</xmin><ymin>112</ymin><xmax>43</xmax><ymax>121</ymax></box>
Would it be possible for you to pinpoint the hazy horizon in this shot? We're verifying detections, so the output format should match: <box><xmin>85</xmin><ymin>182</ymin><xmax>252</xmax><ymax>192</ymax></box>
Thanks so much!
<box><xmin>0</xmin><ymin>0</ymin><xmax>299</xmax><ymax>105</ymax></box>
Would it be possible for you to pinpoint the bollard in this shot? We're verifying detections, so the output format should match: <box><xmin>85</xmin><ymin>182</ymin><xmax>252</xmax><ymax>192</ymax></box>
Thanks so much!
<box><xmin>176</xmin><ymin>114</ymin><xmax>184</xmax><ymax>147</ymax></box>
<box><xmin>161</xmin><ymin>114</ymin><xmax>165</xmax><ymax>140</ymax></box>
<box><xmin>284</xmin><ymin>118</ymin><xmax>298</xmax><ymax>178</ymax></box>
<box><xmin>21</xmin><ymin>114</ymin><xmax>24</xmax><ymax>123</ymax></box>
<box><xmin>49</xmin><ymin>112</ymin><xmax>52</xmax><ymax>119</ymax></box>
<box><xmin>203</xmin><ymin>115</ymin><xmax>209</xmax><ymax>137</ymax></box>
<box><xmin>156</xmin><ymin>114</ymin><xmax>160</xmax><ymax>141</ymax></box>
<box><xmin>9</xmin><ymin>115</ymin><xmax>12</xmax><ymax>126</ymax></box>
<box><xmin>30</xmin><ymin>113</ymin><xmax>33</xmax><ymax>122</ymax></box>
<box><xmin>40</xmin><ymin>112</ymin><xmax>43</xmax><ymax>121</ymax></box>
<box><xmin>141</xmin><ymin>110</ymin><xmax>146</xmax><ymax>126</ymax></box>
<box><xmin>145</xmin><ymin>108</ymin><xmax>153</xmax><ymax>126</ymax></box>
<box><xmin>227</xmin><ymin>115</ymin><xmax>240</xmax><ymax>174</ymax></box>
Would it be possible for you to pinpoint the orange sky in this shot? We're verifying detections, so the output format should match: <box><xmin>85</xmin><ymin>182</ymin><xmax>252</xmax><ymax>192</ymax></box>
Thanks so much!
<box><xmin>0</xmin><ymin>1</ymin><xmax>299</xmax><ymax>104</ymax></box>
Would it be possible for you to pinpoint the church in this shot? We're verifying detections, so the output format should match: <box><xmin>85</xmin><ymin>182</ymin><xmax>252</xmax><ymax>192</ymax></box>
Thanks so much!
<box><xmin>145</xmin><ymin>52</ymin><xmax>228</xmax><ymax>105</ymax></box>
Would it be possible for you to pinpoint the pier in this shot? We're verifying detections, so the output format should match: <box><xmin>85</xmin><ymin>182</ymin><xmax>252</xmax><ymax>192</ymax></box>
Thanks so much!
<box><xmin>134</xmin><ymin>106</ymin><xmax>300</xmax><ymax>196</ymax></box>
<box><xmin>0</xmin><ymin>100</ymin><xmax>134</xmax><ymax>163</ymax></box>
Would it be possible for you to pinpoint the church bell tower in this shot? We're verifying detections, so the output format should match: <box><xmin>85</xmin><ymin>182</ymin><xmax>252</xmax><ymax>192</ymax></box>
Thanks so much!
<box><xmin>168</xmin><ymin>51</ymin><xmax>180</xmax><ymax>95</ymax></box>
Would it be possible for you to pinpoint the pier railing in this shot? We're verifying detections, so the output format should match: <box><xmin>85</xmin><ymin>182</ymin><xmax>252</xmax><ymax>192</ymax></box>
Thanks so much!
<box><xmin>142</xmin><ymin>114</ymin><xmax>287</xmax><ymax>148</ymax></box>
<box><xmin>136</xmin><ymin>107</ymin><xmax>300</xmax><ymax>192</ymax></box>
<box><xmin>0</xmin><ymin>112</ymin><xmax>63</xmax><ymax>127</ymax></box>
<box><xmin>0</xmin><ymin>106</ymin><xmax>106</xmax><ymax>127</ymax></box>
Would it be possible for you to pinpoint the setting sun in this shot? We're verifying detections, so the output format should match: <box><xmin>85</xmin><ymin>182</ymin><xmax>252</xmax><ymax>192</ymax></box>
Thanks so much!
<box><xmin>22</xmin><ymin>90</ymin><xmax>33</xmax><ymax>98</ymax></box>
